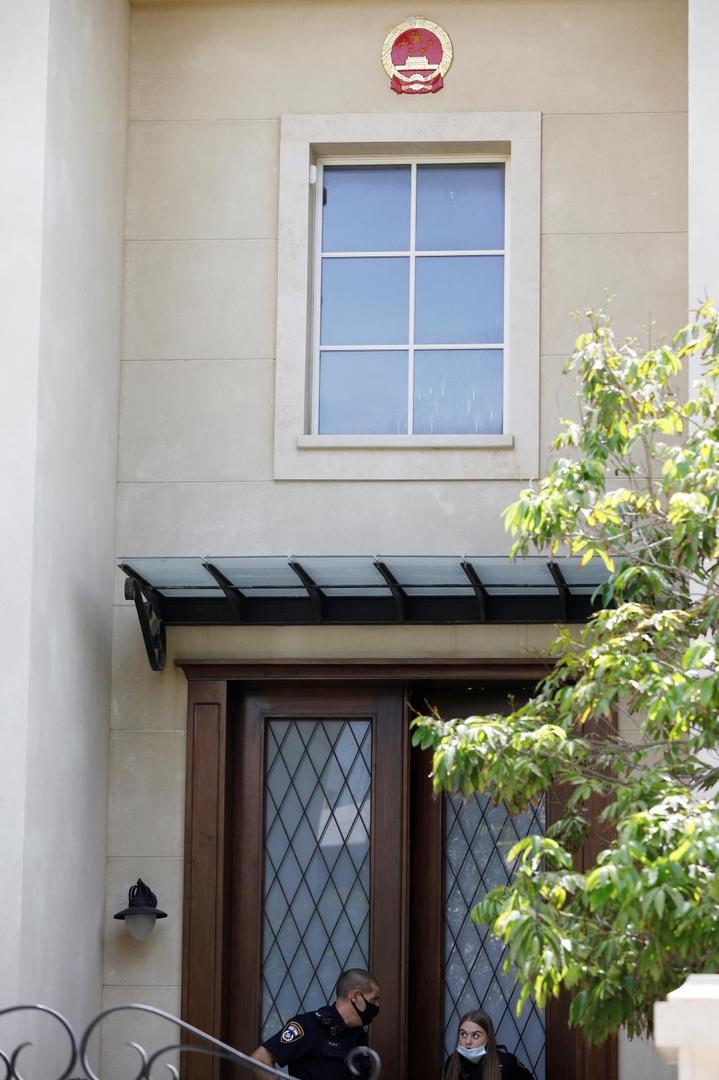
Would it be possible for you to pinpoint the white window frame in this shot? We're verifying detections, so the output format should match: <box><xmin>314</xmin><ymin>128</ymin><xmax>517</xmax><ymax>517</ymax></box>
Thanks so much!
<box><xmin>311</xmin><ymin>154</ymin><xmax>510</xmax><ymax>437</ymax></box>
<box><xmin>273</xmin><ymin>112</ymin><xmax>541</xmax><ymax>481</ymax></box>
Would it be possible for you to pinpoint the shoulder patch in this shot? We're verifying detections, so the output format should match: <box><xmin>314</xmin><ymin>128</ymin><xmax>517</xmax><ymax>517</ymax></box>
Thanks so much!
<box><xmin>280</xmin><ymin>1021</ymin><xmax>305</xmax><ymax>1044</ymax></box>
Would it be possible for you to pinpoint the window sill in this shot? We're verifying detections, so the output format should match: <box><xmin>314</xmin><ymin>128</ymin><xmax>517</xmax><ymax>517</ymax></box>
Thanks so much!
<box><xmin>276</xmin><ymin>435</ymin><xmax>532</xmax><ymax>479</ymax></box>
<box><xmin>297</xmin><ymin>434</ymin><xmax>515</xmax><ymax>450</ymax></box>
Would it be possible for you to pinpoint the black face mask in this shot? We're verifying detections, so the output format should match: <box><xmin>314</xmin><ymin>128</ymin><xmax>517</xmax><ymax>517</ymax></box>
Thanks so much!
<box><xmin>351</xmin><ymin>993</ymin><xmax>380</xmax><ymax>1026</ymax></box>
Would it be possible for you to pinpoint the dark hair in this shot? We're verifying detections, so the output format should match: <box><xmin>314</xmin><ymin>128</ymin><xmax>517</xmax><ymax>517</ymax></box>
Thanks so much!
<box><xmin>445</xmin><ymin>1010</ymin><xmax>501</xmax><ymax>1080</ymax></box>
<box><xmin>335</xmin><ymin>968</ymin><xmax>378</xmax><ymax>998</ymax></box>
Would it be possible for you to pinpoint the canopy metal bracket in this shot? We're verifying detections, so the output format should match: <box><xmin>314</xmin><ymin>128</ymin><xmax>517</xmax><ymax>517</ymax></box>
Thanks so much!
<box><xmin>203</xmin><ymin>560</ymin><xmax>246</xmax><ymax>622</ymax></box>
<box><xmin>460</xmin><ymin>559</ymin><xmax>488</xmax><ymax>621</ymax></box>
<box><xmin>374</xmin><ymin>560</ymin><xmax>406</xmax><ymax>621</ymax></box>
<box><xmin>121</xmin><ymin>569</ymin><xmax>167</xmax><ymax>672</ymax></box>
<box><xmin>547</xmin><ymin>560</ymin><xmax>569</xmax><ymax>622</ymax></box>
<box><xmin>289</xmin><ymin>559</ymin><xmax>325</xmax><ymax>621</ymax></box>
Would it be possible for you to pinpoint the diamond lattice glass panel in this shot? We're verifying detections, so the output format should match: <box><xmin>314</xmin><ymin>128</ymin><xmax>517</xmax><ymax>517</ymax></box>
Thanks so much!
<box><xmin>444</xmin><ymin>793</ymin><xmax>546</xmax><ymax>1079</ymax></box>
<box><xmin>261</xmin><ymin>719</ymin><xmax>372</xmax><ymax>1041</ymax></box>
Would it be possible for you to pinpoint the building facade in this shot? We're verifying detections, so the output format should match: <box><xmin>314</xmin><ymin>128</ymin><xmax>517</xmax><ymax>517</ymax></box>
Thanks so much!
<box><xmin>1</xmin><ymin>1</ymin><xmax>715</xmax><ymax>1078</ymax></box>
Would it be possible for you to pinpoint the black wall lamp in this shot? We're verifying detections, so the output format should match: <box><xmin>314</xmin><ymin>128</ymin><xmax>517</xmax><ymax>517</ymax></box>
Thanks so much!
<box><xmin>114</xmin><ymin>879</ymin><xmax>167</xmax><ymax>941</ymax></box>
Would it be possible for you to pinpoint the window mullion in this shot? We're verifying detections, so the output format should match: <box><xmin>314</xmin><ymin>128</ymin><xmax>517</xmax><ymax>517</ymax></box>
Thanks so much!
<box><xmin>312</xmin><ymin>163</ymin><xmax>325</xmax><ymax>434</ymax></box>
<box><xmin>407</xmin><ymin>163</ymin><xmax>417</xmax><ymax>435</ymax></box>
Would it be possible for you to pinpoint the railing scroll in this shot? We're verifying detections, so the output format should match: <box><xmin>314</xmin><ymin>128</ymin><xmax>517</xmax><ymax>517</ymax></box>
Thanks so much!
<box><xmin>0</xmin><ymin>1004</ymin><xmax>381</xmax><ymax>1080</ymax></box>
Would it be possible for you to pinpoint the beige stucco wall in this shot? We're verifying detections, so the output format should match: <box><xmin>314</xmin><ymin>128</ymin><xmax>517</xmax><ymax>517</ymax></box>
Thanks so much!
<box><xmin>21</xmin><ymin>0</ymin><xmax>130</xmax><ymax>1028</ymax></box>
<box><xmin>0</xmin><ymin>0</ymin><xmax>52</xmax><ymax>1020</ymax></box>
<box><xmin>105</xmin><ymin>1</ymin><xmax>687</xmax><ymax>1075</ymax></box>
<box><xmin>0</xmin><ymin>0</ymin><xmax>129</xmax><ymax>1048</ymax></box>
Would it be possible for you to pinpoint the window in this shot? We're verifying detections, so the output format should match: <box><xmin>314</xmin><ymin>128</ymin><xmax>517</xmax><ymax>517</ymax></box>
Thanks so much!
<box><xmin>314</xmin><ymin>161</ymin><xmax>507</xmax><ymax>436</ymax></box>
<box><xmin>273</xmin><ymin>112</ymin><xmax>540</xmax><ymax>481</ymax></box>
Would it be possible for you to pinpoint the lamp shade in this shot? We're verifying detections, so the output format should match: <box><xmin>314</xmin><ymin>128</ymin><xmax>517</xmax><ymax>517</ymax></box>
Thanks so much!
<box><xmin>114</xmin><ymin>879</ymin><xmax>167</xmax><ymax>940</ymax></box>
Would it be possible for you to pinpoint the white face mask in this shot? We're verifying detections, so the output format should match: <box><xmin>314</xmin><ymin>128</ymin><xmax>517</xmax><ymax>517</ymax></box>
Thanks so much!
<box><xmin>458</xmin><ymin>1045</ymin><xmax>487</xmax><ymax>1063</ymax></box>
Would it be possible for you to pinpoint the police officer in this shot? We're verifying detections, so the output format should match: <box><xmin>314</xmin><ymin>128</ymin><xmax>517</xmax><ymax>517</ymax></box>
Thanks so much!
<box><xmin>250</xmin><ymin>968</ymin><xmax>380</xmax><ymax>1079</ymax></box>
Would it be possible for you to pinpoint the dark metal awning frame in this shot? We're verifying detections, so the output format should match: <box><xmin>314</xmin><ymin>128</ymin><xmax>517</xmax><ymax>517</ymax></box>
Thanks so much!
<box><xmin>119</xmin><ymin>555</ymin><xmax>608</xmax><ymax>671</ymax></box>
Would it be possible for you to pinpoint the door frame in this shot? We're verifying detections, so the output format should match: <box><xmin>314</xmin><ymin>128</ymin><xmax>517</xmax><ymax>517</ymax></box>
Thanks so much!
<box><xmin>178</xmin><ymin>658</ymin><xmax>615</xmax><ymax>1080</ymax></box>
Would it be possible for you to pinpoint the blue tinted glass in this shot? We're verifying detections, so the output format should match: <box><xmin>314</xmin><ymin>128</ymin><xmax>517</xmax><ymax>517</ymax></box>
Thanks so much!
<box><xmin>413</xmin><ymin>349</ymin><xmax>503</xmax><ymax>434</ymax></box>
<box><xmin>322</xmin><ymin>166</ymin><xmax>411</xmax><ymax>252</ymax></box>
<box><xmin>416</xmin><ymin>164</ymin><xmax>505</xmax><ymax>251</ymax></box>
<box><xmin>415</xmin><ymin>256</ymin><xmax>504</xmax><ymax>344</ymax></box>
<box><xmin>320</xmin><ymin>257</ymin><xmax>409</xmax><ymax>345</ymax></box>
<box><xmin>319</xmin><ymin>351</ymin><xmax>408</xmax><ymax>434</ymax></box>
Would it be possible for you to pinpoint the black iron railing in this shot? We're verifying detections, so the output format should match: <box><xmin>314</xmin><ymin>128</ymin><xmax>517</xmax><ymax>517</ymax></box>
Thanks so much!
<box><xmin>0</xmin><ymin>1004</ymin><xmax>381</xmax><ymax>1080</ymax></box>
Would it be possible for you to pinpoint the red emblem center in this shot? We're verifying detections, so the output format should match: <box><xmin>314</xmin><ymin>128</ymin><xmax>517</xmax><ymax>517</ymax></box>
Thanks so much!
<box><xmin>391</xmin><ymin>29</ymin><xmax>443</xmax><ymax>70</ymax></box>
<box><xmin>383</xmin><ymin>20</ymin><xmax>451</xmax><ymax>95</ymax></box>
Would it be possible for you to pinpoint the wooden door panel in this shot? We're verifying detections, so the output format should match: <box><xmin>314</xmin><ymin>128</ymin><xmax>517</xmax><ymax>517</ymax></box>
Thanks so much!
<box><xmin>546</xmin><ymin>717</ymin><xmax>618</xmax><ymax>1080</ymax></box>
<box><xmin>181</xmin><ymin>680</ymin><xmax>232</xmax><ymax>1080</ymax></box>
<box><xmin>408</xmin><ymin>743</ymin><xmax>443</xmax><ymax>1077</ymax></box>
<box><xmin>226</xmin><ymin>684</ymin><xmax>407</xmax><ymax>1077</ymax></box>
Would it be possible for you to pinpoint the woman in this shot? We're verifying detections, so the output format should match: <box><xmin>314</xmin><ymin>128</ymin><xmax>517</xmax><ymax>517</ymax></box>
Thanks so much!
<box><xmin>444</xmin><ymin>1010</ymin><xmax>535</xmax><ymax>1080</ymax></box>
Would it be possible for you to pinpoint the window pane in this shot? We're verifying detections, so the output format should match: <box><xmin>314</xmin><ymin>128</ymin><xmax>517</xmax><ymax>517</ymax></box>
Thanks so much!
<box><xmin>416</xmin><ymin>163</ymin><xmax>505</xmax><ymax>250</ymax></box>
<box><xmin>443</xmin><ymin>791</ymin><xmax>545</xmax><ymax>1078</ymax></box>
<box><xmin>319</xmin><ymin>350</ymin><xmax>408</xmax><ymax>434</ymax></box>
<box><xmin>322</xmin><ymin>165</ymin><xmax>411</xmax><ymax>252</ymax></box>
<box><xmin>320</xmin><ymin>257</ymin><xmax>409</xmax><ymax>345</ymax></box>
<box><xmin>413</xmin><ymin>349</ymin><xmax>503</xmax><ymax>434</ymax></box>
<box><xmin>415</xmin><ymin>256</ymin><xmax>504</xmax><ymax>344</ymax></box>
<box><xmin>261</xmin><ymin>718</ymin><xmax>372</xmax><ymax>1040</ymax></box>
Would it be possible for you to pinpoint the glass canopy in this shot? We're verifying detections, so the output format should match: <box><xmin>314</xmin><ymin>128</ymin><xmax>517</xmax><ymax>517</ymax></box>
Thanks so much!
<box><xmin>119</xmin><ymin>555</ymin><xmax>609</xmax><ymax>670</ymax></box>
<box><xmin>120</xmin><ymin>554</ymin><xmax>607</xmax><ymax>615</ymax></box>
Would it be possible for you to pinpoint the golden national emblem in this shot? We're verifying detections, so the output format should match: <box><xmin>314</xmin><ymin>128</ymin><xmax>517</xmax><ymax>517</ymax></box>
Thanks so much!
<box><xmin>381</xmin><ymin>17</ymin><xmax>453</xmax><ymax>94</ymax></box>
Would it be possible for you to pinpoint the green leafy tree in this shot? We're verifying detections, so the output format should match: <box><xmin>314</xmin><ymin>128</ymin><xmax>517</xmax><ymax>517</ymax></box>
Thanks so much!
<box><xmin>413</xmin><ymin>304</ymin><xmax>719</xmax><ymax>1043</ymax></box>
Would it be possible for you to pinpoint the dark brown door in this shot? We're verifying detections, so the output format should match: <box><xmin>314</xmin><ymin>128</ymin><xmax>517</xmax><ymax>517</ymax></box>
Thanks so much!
<box><xmin>226</xmin><ymin>683</ymin><xmax>407</xmax><ymax>1079</ymax></box>
<box><xmin>408</xmin><ymin>683</ymin><xmax>545</xmax><ymax>1078</ymax></box>
<box><xmin>407</xmin><ymin>683</ymin><xmax>617</xmax><ymax>1080</ymax></box>
<box><xmin>181</xmin><ymin>669</ymin><xmax>616</xmax><ymax>1080</ymax></box>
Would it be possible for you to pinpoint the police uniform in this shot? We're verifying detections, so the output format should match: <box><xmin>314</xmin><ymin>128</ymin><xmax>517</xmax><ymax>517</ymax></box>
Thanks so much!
<box><xmin>444</xmin><ymin>1046</ymin><xmax>535</xmax><ymax>1080</ymax></box>
<box><xmin>262</xmin><ymin>1004</ymin><xmax>368</xmax><ymax>1080</ymax></box>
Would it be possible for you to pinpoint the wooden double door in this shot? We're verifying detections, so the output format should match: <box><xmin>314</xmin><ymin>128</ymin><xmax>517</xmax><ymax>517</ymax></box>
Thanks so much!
<box><xmin>181</xmin><ymin>664</ymin><xmax>616</xmax><ymax>1080</ymax></box>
